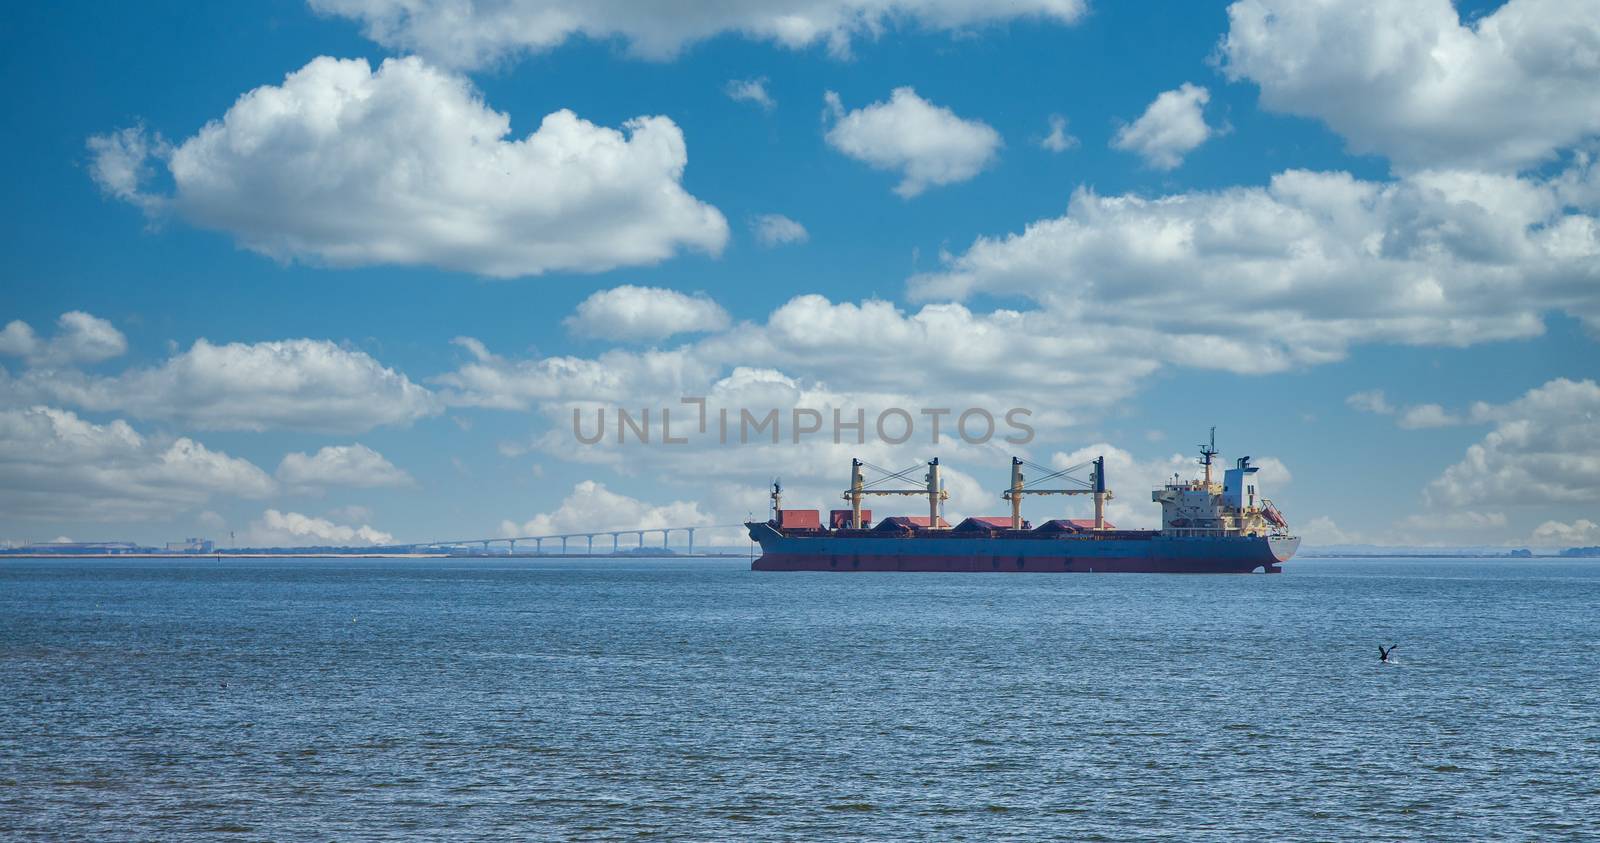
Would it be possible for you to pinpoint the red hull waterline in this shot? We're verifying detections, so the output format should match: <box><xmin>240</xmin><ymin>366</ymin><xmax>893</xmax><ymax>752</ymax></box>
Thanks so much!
<box><xmin>751</xmin><ymin>552</ymin><xmax>1286</xmax><ymax>574</ymax></box>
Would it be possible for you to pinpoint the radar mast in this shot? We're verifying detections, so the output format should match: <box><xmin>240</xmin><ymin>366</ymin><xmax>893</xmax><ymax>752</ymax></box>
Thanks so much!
<box><xmin>1198</xmin><ymin>427</ymin><xmax>1219</xmax><ymax>487</ymax></box>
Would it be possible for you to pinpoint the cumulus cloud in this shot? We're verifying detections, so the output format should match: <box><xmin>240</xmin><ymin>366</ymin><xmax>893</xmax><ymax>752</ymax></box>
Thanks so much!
<box><xmin>313</xmin><ymin>0</ymin><xmax>1087</xmax><ymax>68</ymax></box>
<box><xmin>1348</xmin><ymin>392</ymin><xmax>1462</xmax><ymax>428</ymax></box>
<box><xmin>84</xmin><ymin>126</ymin><xmax>169</xmax><ymax>211</ymax></box>
<box><xmin>1346</xmin><ymin>390</ymin><xmax>1394</xmax><ymax>415</ymax></box>
<box><xmin>908</xmin><ymin>168</ymin><xmax>1600</xmax><ymax>367</ymax></box>
<box><xmin>500</xmin><ymin>480</ymin><xmax>715</xmax><ymax>537</ymax></box>
<box><xmin>1111</xmin><ymin>83</ymin><xmax>1214</xmax><ymax>170</ymax></box>
<box><xmin>1531</xmin><ymin>518</ymin><xmax>1600</xmax><ymax>547</ymax></box>
<box><xmin>440</xmin><ymin>294</ymin><xmax>1157</xmax><ymax>430</ymax></box>
<box><xmin>276</xmin><ymin>444</ymin><xmax>415</xmax><ymax>489</ymax></box>
<box><xmin>564</xmin><ymin>285</ymin><xmax>732</xmax><ymax>343</ymax></box>
<box><xmin>435</xmin><ymin>342</ymin><xmax>723</xmax><ymax>412</ymax></box>
<box><xmin>1220</xmin><ymin>0</ymin><xmax>1600</xmax><ymax>172</ymax></box>
<box><xmin>0</xmin><ymin>312</ymin><xmax>127</xmax><ymax>368</ymax></box>
<box><xmin>824</xmin><ymin>87</ymin><xmax>1001</xmax><ymax>197</ymax></box>
<box><xmin>1426</xmin><ymin>378</ymin><xmax>1600</xmax><ymax>509</ymax></box>
<box><xmin>243</xmin><ymin>509</ymin><xmax>394</xmax><ymax>547</ymax></box>
<box><xmin>1039</xmin><ymin>114</ymin><xmax>1078</xmax><ymax>153</ymax></box>
<box><xmin>88</xmin><ymin>56</ymin><xmax>727</xmax><ymax>278</ymax></box>
<box><xmin>1298</xmin><ymin>515</ymin><xmax>1359</xmax><ymax>547</ymax></box>
<box><xmin>11</xmin><ymin>337</ymin><xmax>439</xmax><ymax>433</ymax></box>
<box><xmin>751</xmin><ymin>213</ymin><xmax>809</xmax><ymax>247</ymax></box>
<box><xmin>725</xmin><ymin>77</ymin><xmax>775</xmax><ymax>111</ymax></box>
<box><xmin>1395</xmin><ymin>510</ymin><xmax>1508</xmax><ymax>533</ymax></box>
<box><xmin>1397</xmin><ymin>403</ymin><xmax>1462</xmax><ymax>429</ymax></box>
<box><xmin>0</xmin><ymin>406</ymin><xmax>274</xmax><ymax>520</ymax></box>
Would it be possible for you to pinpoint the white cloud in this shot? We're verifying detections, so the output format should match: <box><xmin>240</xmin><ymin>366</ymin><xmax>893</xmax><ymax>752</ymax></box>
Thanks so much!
<box><xmin>1346</xmin><ymin>390</ymin><xmax>1394</xmax><ymax>415</ymax></box>
<box><xmin>85</xmin><ymin>126</ymin><xmax>169</xmax><ymax>211</ymax></box>
<box><xmin>243</xmin><ymin>509</ymin><xmax>394</xmax><ymax>547</ymax></box>
<box><xmin>12</xmin><ymin>337</ymin><xmax>439</xmax><ymax>433</ymax></box>
<box><xmin>88</xmin><ymin>56</ymin><xmax>727</xmax><ymax>278</ymax></box>
<box><xmin>500</xmin><ymin>480</ymin><xmax>715</xmax><ymax>536</ymax></box>
<box><xmin>1351</xmin><ymin>391</ymin><xmax>1466</xmax><ymax>428</ymax></box>
<box><xmin>725</xmin><ymin>77</ymin><xmax>775</xmax><ymax>111</ymax></box>
<box><xmin>1298</xmin><ymin>515</ymin><xmax>1358</xmax><ymax>546</ymax></box>
<box><xmin>0</xmin><ymin>312</ymin><xmax>127</xmax><ymax>368</ymax></box>
<box><xmin>1531</xmin><ymin>518</ymin><xmax>1600</xmax><ymax>547</ymax></box>
<box><xmin>564</xmin><ymin>285</ymin><xmax>731</xmax><ymax>343</ymax></box>
<box><xmin>751</xmin><ymin>213</ymin><xmax>809</xmax><ymax>247</ymax></box>
<box><xmin>1426</xmin><ymin>378</ymin><xmax>1600</xmax><ymax>509</ymax></box>
<box><xmin>312</xmin><ymin>0</ymin><xmax>1087</xmax><ymax>68</ymax></box>
<box><xmin>0</xmin><ymin>406</ymin><xmax>274</xmax><ymax>520</ymax></box>
<box><xmin>1397</xmin><ymin>403</ymin><xmax>1461</xmax><ymax>429</ymax></box>
<box><xmin>1111</xmin><ymin>83</ymin><xmax>1214</xmax><ymax>170</ymax></box>
<box><xmin>435</xmin><ymin>342</ymin><xmax>723</xmax><ymax>411</ymax></box>
<box><xmin>1040</xmin><ymin>114</ymin><xmax>1078</xmax><ymax>153</ymax></box>
<box><xmin>1395</xmin><ymin>510</ymin><xmax>1508</xmax><ymax>532</ymax></box>
<box><xmin>277</xmin><ymin>444</ymin><xmax>415</xmax><ymax>489</ymax></box>
<box><xmin>908</xmin><ymin>168</ymin><xmax>1600</xmax><ymax>366</ymax></box>
<box><xmin>1220</xmin><ymin>0</ymin><xmax>1600</xmax><ymax>172</ymax></box>
<box><xmin>439</xmin><ymin>294</ymin><xmax>1157</xmax><ymax>430</ymax></box>
<box><xmin>823</xmin><ymin>87</ymin><xmax>1001</xmax><ymax>197</ymax></box>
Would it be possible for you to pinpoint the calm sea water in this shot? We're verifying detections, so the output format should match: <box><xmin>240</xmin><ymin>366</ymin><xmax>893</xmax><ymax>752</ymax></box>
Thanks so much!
<box><xmin>2</xmin><ymin>557</ymin><xmax>1597</xmax><ymax>841</ymax></box>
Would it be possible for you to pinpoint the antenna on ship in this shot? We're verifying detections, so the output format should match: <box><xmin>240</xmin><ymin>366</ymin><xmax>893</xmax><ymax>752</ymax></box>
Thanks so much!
<box><xmin>1199</xmin><ymin>426</ymin><xmax>1219</xmax><ymax>487</ymax></box>
<box><xmin>770</xmin><ymin>478</ymin><xmax>782</xmax><ymax>521</ymax></box>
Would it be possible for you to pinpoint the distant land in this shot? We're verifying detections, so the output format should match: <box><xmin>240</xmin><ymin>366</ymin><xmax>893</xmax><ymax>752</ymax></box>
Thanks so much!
<box><xmin>0</xmin><ymin>539</ymin><xmax>750</xmax><ymax>559</ymax></box>
<box><xmin>1299</xmin><ymin>544</ymin><xmax>1600</xmax><ymax>559</ymax></box>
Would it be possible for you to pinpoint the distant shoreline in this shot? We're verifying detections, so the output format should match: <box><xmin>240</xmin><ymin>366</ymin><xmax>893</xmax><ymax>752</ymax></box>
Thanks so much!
<box><xmin>0</xmin><ymin>552</ymin><xmax>749</xmax><ymax>560</ymax></box>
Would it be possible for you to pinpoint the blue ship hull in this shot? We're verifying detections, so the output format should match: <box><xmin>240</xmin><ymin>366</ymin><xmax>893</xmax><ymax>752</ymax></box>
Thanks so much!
<box><xmin>746</xmin><ymin>522</ymin><xmax>1299</xmax><ymax>573</ymax></box>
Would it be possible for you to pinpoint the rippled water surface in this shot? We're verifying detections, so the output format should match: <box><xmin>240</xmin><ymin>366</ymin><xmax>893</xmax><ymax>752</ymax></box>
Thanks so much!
<box><xmin>3</xmin><ymin>557</ymin><xmax>1598</xmax><ymax>840</ymax></box>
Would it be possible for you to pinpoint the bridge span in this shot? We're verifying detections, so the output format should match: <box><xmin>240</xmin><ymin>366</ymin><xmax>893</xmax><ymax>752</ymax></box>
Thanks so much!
<box><xmin>419</xmin><ymin>524</ymin><xmax>747</xmax><ymax>556</ymax></box>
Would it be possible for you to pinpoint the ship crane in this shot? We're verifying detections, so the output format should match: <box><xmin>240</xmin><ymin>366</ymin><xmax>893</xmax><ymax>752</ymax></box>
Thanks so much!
<box><xmin>1002</xmin><ymin>456</ymin><xmax>1112</xmax><ymax>531</ymax></box>
<box><xmin>843</xmin><ymin>458</ymin><xmax>949</xmax><ymax>529</ymax></box>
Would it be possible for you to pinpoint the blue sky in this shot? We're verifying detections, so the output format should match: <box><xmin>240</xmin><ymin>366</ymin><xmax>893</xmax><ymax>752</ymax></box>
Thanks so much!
<box><xmin>2</xmin><ymin>0</ymin><xmax>1597</xmax><ymax>549</ymax></box>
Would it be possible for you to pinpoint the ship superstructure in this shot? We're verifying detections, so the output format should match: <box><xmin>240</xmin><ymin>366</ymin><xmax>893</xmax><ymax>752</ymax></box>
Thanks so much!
<box><xmin>746</xmin><ymin>431</ymin><xmax>1298</xmax><ymax>574</ymax></box>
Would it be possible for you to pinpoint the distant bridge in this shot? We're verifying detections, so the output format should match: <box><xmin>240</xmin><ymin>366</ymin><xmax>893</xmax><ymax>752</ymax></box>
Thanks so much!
<box><xmin>418</xmin><ymin>524</ymin><xmax>747</xmax><ymax>556</ymax></box>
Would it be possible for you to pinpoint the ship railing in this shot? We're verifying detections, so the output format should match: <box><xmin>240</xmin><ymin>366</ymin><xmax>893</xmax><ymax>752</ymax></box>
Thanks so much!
<box><xmin>1165</xmin><ymin>527</ymin><xmax>1240</xmax><ymax>537</ymax></box>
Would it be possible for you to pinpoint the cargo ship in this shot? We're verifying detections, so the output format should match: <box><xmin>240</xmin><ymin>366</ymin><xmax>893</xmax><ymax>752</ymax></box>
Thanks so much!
<box><xmin>746</xmin><ymin>432</ymin><xmax>1298</xmax><ymax>574</ymax></box>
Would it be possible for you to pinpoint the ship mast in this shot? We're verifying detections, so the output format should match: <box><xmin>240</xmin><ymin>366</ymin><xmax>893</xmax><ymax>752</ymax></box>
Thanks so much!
<box><xmin>1199</xmin><ymin>426</ymin><xmax>1219</xmax><ymax>488</ymax></box>
<box><xmin>1093</xmin><ymin>456</ymin><xmax>1107</xmax><ymax>531</ymax></box>
<box><xmin>848</xmin><ymin>459</ymin><xmax>863</xmax><ymax>528</ymax></box>
<box><xmin>1010</xmin><ymin>458</ymin><xmax>1024</xmax><ymax>530</ymax></box>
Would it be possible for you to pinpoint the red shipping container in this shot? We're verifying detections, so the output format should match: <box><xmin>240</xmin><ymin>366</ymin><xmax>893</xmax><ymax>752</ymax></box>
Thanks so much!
<box><xmin>777</xmin><ymin>509</ymin><xmax>821</xmax><ymax>529</ymax></box>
